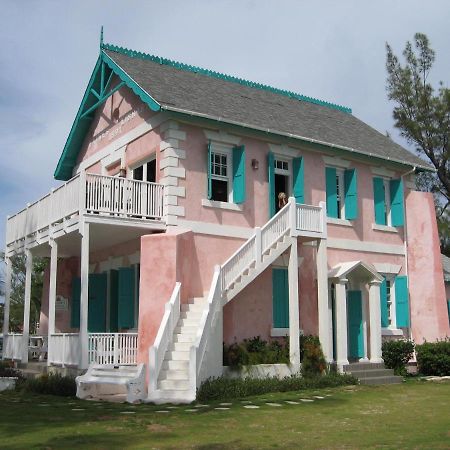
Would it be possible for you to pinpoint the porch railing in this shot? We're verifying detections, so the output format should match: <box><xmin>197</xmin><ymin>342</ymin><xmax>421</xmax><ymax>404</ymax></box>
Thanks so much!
<box><xmin>88</xmin><ymin>333</ymin><xmax>138</xmax><ymax>365</ymax></box>
<box><xmin>6</xmin><ymin>173</ymin><xmax>165</xmax><ymax>245</ymax></box>
<box><xmin>295</xmin><ymin>203</ymin><xmax>323</xmax><ymax>233</ymax></box>
<box><xmin>2</xmin><ymin>333</ymin><xmax>23</xmax><ymax>360</ymax></box>
<box><xmin>48</xmin><ymin>333</ymin><xmax>80</xmax><ymax>366</ymax></box>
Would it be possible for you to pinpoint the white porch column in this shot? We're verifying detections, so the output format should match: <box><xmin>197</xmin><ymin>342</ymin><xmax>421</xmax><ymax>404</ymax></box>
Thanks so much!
<box><xmin>335</xmin><ymin>278</ymin><xmax>349</xmax><ymax>371</ymax></box>
<box><xmin>288</xmin><ymin>237</ymin><xmax>300</xmax><ymax>372</ymax></box>
<box><xmin>47</xmin><ymin>239</ymin><xmax>58</xmax><ymax>365</ymax></box>
<box><xmin>2</xmin><ymin>256</ymin><xmax>12</xmax><ymax>337</ymax></box>
<box><xmin>317</xmin><ymin>238</ymin><xmax>332</xmax><ymax>362</ymax></box>
<box><xmin>22</xmin><ymin>249</ymin><xmax>33</xmax><ymax>363</ymax></box>
<box><xmin>369</xmin><ymin>280</ymin><xmax>383</xmax><ymax>363</ymax></box>
<box><xmin>79</xmin><ymin>222</ymin><xmax>90</xmax><ymax>369</ymax></box>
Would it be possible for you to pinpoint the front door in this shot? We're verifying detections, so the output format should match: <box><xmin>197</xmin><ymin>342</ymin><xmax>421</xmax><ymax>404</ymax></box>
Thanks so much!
<box><xmin>347</xmin><ymin>290</ymin><xmax>364</xmax><ymax>359</ymax></box>
<box><xmin>88</xmin><ymin>273</ymin><xmax>107</xmax><ymax>332</ymax></box>
<box><xmin>272</xmin><ymin>268</ymin><xmax>289</xmax><ymax>328</ymax></box>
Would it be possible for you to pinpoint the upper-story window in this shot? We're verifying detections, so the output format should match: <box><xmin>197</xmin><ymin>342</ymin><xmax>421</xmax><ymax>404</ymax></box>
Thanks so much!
<box><xmin>207</xmin><ymin>142</ymin><xmax>246</xmax><ymax>204</ymax></box>
<box><xmin>274</xmin><ymin>157</ymin><xmax>291</xmax><ymax>213</ymax></box>
<box><xmin>132</xmin><ymin>157</ymin><xmax>156</xmax><ymax>182</ymax></box>
<box><xmin>373</xmin><ymin>177</ymin><xmax>404</xmax><ymax>227</ymax></box>
<box><xmin>325</xmin><ymin>167</ymin><xmax>357</xmax><ymax>220</ymax></box>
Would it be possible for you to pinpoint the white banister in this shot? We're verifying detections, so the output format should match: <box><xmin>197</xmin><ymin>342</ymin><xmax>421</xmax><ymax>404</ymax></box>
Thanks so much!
<box><xmin>3</xmin><ymin>333</ymin><xmax>23</xmax><ymax>360</ymax></box>
<box><xmin>190</xmin><ymin>266</ymin><xmax>222</xmax><ymax>392</ymax></box>
<box><xmin>88</xmin><ymin>333</ymin><xmax>138</xmax><ymax>365</ymax></box>
<box><xmin>148</xmin><ymin>282</ymin><xmax>181</xmax><ymax>392</ymax></box>
<box><xmin>48</xmin><ymin>333</ymin><xmax>80</xmax><ymax>366</ymax></box>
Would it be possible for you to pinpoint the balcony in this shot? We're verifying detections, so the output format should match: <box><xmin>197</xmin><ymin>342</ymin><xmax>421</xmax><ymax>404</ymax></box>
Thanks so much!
<box><xmin>6</xmin><ymin>173</ymin><xmax>165</xmax><ymax>253</ymax></box>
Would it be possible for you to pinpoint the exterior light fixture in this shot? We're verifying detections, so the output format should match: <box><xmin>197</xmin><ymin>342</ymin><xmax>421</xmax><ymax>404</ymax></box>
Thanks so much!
<box><xmin>251</xmin><ymin>159</ymin><xmax>259</xmax><ymax>170</ymax></box>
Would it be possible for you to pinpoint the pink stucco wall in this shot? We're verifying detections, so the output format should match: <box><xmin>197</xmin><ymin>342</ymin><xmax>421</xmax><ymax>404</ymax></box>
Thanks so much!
<box><xmin>406</xmin><ymin>191</ymin><xmax>450</xmax><ymax>342</ymax></box>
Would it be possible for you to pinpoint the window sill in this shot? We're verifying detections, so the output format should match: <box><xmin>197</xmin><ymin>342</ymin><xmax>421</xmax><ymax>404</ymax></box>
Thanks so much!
<box><xmin>327</xmin><ymin>217</ymin><xmax>353</xmax><ymax>227</ymax></box>
<box><xmin>381</xmin><ymin>328</ymin><xmax>404</xmax><ymax>336</ymax></box>
<box><xmin>270</xmin><ymin>328</ymin><xmax>304</xmax><ymax>337</ymax></box>
<box><xmin>372</xmin><ymin>224</ymin><xmax>398</xmax><ymax>233</ymax></box>
<box><xmin>201</xmin><ymin>199</ymin><xmax>243</xmax><ymax>212</ymax></box>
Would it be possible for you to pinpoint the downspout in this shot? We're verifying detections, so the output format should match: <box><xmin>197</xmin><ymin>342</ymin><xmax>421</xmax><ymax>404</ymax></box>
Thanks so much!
<box><xmin>400</xmin><ymin>166</ymin><xmax>416</xmax><ymax>343</ymax></box>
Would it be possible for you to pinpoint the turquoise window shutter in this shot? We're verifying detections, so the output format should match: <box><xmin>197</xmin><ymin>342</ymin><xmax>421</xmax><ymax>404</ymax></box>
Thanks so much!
<box><xmin>344</xmin><ymin>168</ymin><xmax>358</xmax><ymax>220</ymax></box>
<box><xmin>88</xmin><ymin>273</ymin><xmax>107</xmax><ymax>332</ymax></box>
<box><xmin>232</xmin><ymin>145</ymin><xmax>246</xmax><ymax>204</ymax></box>
<box><xmin>292</xmin><ymin>157</ymin><xmax>305</xmax><ymax>204</ymax></box>
<box><xmin>207</xmin><ymin>141</ymin><xmax>212</xmax><ymax>200</ymax></box>
<box><xmin>70</xmin><ymin>277</ymin><xmax>81</xmax><ymax>328</ymax></box>
<box><xmin>272</xmin><ymin>268</ymin><xmax>289</xmax><ymax>328</ymax></box>
<box><xmin>373</xmin><ymin>177</ymin><xmax>386</xmax><ymax>225</ymax></box>
<box><xmin>390</xmin><ymin>178</ymin><xmax>405</xmax><ymax>226</ymax></box>
<box><xmin>395</xmin><ymin>276</ymin><xmax>410</xmax><ymax>327</ymax></box>
<box><xmin>109</xmin><ymin>269</ymin><xmax>119</xmax><ymax>332</ymax></box>
<box><xmin>380</xmin><ymin>277</ymin><xmax>388</xmax><ymax>327</ymax></box>
<box><xmin>118</xmin><ymin>267</ymin><xmax>135</xmax><ymax>329</ymax></box>
<box><xmin>325</xmin><ymin>167</ymin><xmax>338</xmax><ymax>218</ymax></box>
<box><xmin>268</xmin><ymin>152</ymin><xmax>275</xmax><ymax>217</ymax></box>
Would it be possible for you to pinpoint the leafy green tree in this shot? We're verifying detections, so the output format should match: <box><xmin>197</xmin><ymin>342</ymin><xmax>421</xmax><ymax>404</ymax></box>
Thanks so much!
<box><xmin>386</xmin><ymin>33</ymin><xmax>450</xmax><ymax>253</ymax></box>
<box><xmin>0</xmin><ymin>252</ymin><xmax>47</xmax><ymax>333</ymax></box>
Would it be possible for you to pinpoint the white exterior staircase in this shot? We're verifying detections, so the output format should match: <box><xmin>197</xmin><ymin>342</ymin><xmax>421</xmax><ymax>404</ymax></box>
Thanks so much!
<box><xmin>147</xmin><ymin>198</ymin><xmax>326</xmax><ymax>403</ymax></box>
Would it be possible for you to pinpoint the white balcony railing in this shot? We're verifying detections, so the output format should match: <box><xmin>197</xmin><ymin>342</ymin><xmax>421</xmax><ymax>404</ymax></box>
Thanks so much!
<box><xmin>48</xmin><ymin>333</ymin><xmax>80</xmax><ymax>366</ymax></box>
<box><xmin>88</xmin><ymin>333</ymin><xmax>138</xmax><ymax>365</ymax></box>
<box><xmin>6</xmin><ymin>173</ymin><xmax>165</xmax><ymax>245</ymax></box>
<box><xmin>2</xmin><ymin>333</ymin><xmax>23</xmax><ymax>360</ymax></box>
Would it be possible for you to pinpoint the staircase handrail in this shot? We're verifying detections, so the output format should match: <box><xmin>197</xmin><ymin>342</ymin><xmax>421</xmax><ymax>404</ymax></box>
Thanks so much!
<box><xmin>189</xmin><ymin>265</ymin><xmax>222</xmax><ymax>393</ymax></box>
<box><xmin>148</xmin><ymin>282</ymin><xmax>181</xmax><ymax>392</ymax></box>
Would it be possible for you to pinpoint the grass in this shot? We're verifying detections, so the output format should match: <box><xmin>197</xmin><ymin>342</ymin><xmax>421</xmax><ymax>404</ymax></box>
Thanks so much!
<box><xmin>1</xmin><ymin>380</ymin><xmax>449</xmax><ymax>449</ymax></box>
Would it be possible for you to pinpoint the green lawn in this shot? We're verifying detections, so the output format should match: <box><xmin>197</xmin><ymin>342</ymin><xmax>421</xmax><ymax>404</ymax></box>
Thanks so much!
<box><xmin>1</xmin><ymin>380</ymin><xmax>449</xmax><ymax>449</ymax></box>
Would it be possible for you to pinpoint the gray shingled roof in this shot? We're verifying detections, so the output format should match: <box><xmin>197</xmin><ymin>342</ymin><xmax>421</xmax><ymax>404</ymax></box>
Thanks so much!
<box><xmin>104</xmin><ymin>47</ymin><xmax>430</xmax><ymax>170</ymax></box>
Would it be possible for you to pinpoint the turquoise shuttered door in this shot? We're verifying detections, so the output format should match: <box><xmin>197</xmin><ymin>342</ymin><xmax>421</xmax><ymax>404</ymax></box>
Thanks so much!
<box><xmin>88</xmin><ymin>273</ymin><xmax>107</xmax><ymax>332</ymax></box>
<box><xmin>272</xmin><ymin>268</ymin><xmax>289</xmax><ymax>328</ymax></box>
<box><xmin>373</xmin><ymin>177</ymin><xmax>386</xmax><ymax>225</ymax></box>
<box><xmin>110</xmin><ymin>269</ymin><xmax>119</xmax><ymax>332</ymax></box>
<box><xmin>390</xmin><ymin>179</ymin><xmax>404</xmax><ymax>226</ymax></box>
<box><xmin>347</xmin><ymin>290</ymin><xmax>364</xmax><ymax>358</ymax></box>
<box><xmin>70</xmin><ymin>277</ymin><xmax>81</xmax><ymax>328</ymax></box>
<box><xmin>395</xmin><ymin>275</ymin><xmax>409</xmax><ymax>327</ymax></box>
<box><xmin>232</xmin><ymin>145</ymin><xmax>246</xmax><ymax>204</ymax></box>
<box><xmin>325</xmin><ymin>167</ymin><xmax>338</xmax><ymax>218</ymax></box>
<box><xmin>380</xmin><ymin>277</ymin><xmax>388</xmax><ymax>327</ymax></box>
<box><xmin>207</xmin><ymin>141</ymin><xmax>212</xmax><ymax>200</ymax></box>
<box><xmin>118</xmin><ymin>267</ymin><xmax>135</xmax><ymax>329</ymax></box>
<box><xmin>344</xmin><ymin>168</ymin><xmax>357</xmax><ymax>220</ymax></box>
<box><xmin>292</xmin><ymin>157</ymin><xmax>305</xmax><ymax>204</ymax></box>
<box><xmin>268</xmin><ymin>152</ymin><xmax>276</xmax><ymax>217</ymax></box>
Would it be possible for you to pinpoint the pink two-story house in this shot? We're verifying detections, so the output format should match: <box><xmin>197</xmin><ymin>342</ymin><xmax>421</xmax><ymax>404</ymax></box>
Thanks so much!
<box><xmin>3</xmin><ymin>40</ymin><xmax>449</xmax><ymax>403</ymax></box>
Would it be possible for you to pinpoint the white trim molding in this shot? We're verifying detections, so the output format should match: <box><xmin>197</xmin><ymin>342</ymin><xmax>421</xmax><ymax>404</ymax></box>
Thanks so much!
<box><xmin>373</xmin><ymin>263</ymin><xmax>402</xmax><ymax>274</ymax></box>
<box><xmin>271</xmin><ymin>328</ymin><xmax>289</xmax><ymax>337</ymax></box>
<box><xmin>175</xmin><ymin>219</ymin><xmax>253</xmax><ymax>239</ymax></box>
<box><xmin>327</xmin><ymin>238</ymin><xmax>405</xmax><ymax>256</ymax></box>
<box><xmin>382</xmin><ymin>328</ymin><xmax>404</xmax><ymax>336</ymax></box>
<box><xmin>372</xmin><ymin>224</ymin><xmax>398</xmax><ymax>233</ymax></box>
<box><xmin>327</xmin><ymin>217</ymin><xmax>353</xmax><ymax>227</ymax></box>
<box><xmin>268</xmin><ymin>143</ymin><xmax>301</xmax><ymax>158</ymax></box>
<box><xmin>322</xmin><ymin>155</ymin><xmax>351</xmax><ymax>169</ymax></box>
<box><xmin>204</xmin><ymin>129</ymin><xmax>242</xmax><ymax>145</ymax></box>
<box><xmin>371</xmin><ymin>166</ymin><xmax>395</xmax><ymax>178</ymax></box>
<box><xmin>201</xmin><ymin>199</ymin><xmax>243</xmax><ymax>212</ymax></box>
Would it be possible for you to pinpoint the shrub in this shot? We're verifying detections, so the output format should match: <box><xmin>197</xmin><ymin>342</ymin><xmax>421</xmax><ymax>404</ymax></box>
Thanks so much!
<box><xmin>20</xmin><ymin>373</ymin><xmax>76</xmax><ymax>397</ymax></box>
<box><xmin>300</xmin><ymin>335</ymin><xmax>327</xmax><ymax>376</ymax></box>
<box><xmin>0</xmin><ymin>361</ymin><xmax>23</xmax><ymax>380</ymax></box>
<box><xmin>382</xmin><ymin>339</ymin><xmax>415</xmax><ymax>376</ymax></box>
<box><xmin>197</xmin><ymin>372</ymin><xmax>357</xmax><ymax>401</ymax></box>
<box><xmin>416</xmin><ymin>339</ymin><xmax>450</xmax><ymax>376</ymax></box>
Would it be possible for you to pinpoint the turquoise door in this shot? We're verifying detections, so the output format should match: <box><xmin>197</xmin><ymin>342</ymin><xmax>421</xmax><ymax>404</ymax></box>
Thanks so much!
<box><xmin>272</xmin><ymin>268</ymin><xmax>289</xmax><ymax>328</ymax></box>
<box><xmin>88</xmin><ymin>273</ymin><xmax>107</xmax><ymax>332</ymax></box>
<box><xmin>347</xmin><ymin>290</ymin><xmax>364</xmax><ymax>359</ymax></box>
<box><xmin>109</xmin><ymin>269</ymin><xmax>119</xmax><ymax>332</ymax></box>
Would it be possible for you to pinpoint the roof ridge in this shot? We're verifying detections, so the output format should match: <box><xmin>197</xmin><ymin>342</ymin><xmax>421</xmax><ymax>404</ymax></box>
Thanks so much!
<box><xmin>101</xmin><ymin>42</ymin><xmax>352</xmax><ymax>114</ymax></box>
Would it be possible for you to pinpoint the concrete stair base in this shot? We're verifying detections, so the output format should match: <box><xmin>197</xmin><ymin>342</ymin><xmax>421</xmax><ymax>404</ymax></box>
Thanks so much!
<box><xmin>343</xmin><ymin>362</ymin><xmax>403</xmax><ymax>385</ymax></box>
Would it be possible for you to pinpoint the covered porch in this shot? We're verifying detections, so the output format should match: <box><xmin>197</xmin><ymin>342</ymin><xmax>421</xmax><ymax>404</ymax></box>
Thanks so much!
<box><xmin>3</xmin><ymin>172</ymin><xmax>166</xmax><ymax>370</ymax></box>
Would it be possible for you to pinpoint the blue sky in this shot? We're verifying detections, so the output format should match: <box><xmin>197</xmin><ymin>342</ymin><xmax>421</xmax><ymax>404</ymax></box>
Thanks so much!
<box><xmin>0</xmin><ymin>0</ymin><xmax>449</xmax><ymax>254</ymax></box>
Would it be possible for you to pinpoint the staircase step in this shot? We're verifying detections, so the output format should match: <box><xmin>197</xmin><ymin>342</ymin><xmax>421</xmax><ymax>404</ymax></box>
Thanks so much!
<box><xmin>181</xmin><ymin>303</ymin><xmax>205</xmax><ymax>312</ymax></box>
<box><xmin>173</xmin><ymin>333</ymin><xmax>196</xmax><ymax>343</ymax></box>
<box><xmin>162</xmin><ymin>360</ymin><xmax>189</xmax><ymax>371</ymax></box>
<box><xmin>343</xmin><ymin>362</ymin><xmax>386</xmax><ymax>372</ymax></box>
<box><xmin>169</xmin><ymin>342</ymin><xmax>192</xmax><ymax>352</ymax></box>
<box><xmin>347</xmin><ymin>369</ymin><xmax>395</xmax><ymax>378</ymax></box>
<box><xmin>147</xmin><ymin>388</ymin><xmax>195</xmax><ymax>404</ymax></box>
<box><xmin>160</xmin><ymin>369</ymin><xmax>189</xmax><ymax>381</ymax></box>
<box><xmin>188</xmin><ymin>297</ymin><xmax>206</xmax><ymax>304</ymax></box>
<box><xmin>175</xmin><ymin>325</ymin><xmax>198</xmax><ymax>334</ymax></box>
<box><xmin>90</xmin><ymin>370</ymin><xmax>137</xmax><ymax>379</ymax></box>
<box><xmin>359</xmin><ymin>376</ymin><xmax>403</xmax><ymax>385</ymax></box>
<box><xmin>180</xmin><ymin>310</ymin><xmax>203</xmax><ymax>320</ymax></box>
<box><xmin>159</xmin><ymin>379</ymin><xmax>190</xmax><ymax>390</ymax></box>
<box><xmin>179</xmin><ymin>318</ymin><xmax>200</xmax><ymax>327</ymax></box>
<box><xmin>166</xmin><ymin>350</ymin><xmax>190</xmax><ymax>361</ymax></box>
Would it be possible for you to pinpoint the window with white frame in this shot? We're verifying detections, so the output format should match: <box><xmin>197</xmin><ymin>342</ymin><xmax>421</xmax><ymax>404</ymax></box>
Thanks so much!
<box><xmin>131</xmin><ymin>156</ymin><xmax>156</xmax><ymax>183</ymax></box>
<box><xmin>382</xmin><ymin>274</ymin><xmax>397</xmax><ymax>328</ymax></box>
<box><xmin>210</xmin><ymin>149</ymin><xmax>232</xmax><ymax>202</ymax></box>
<box><xmin>335</xmin><ymin>169</ymin><xmax>345</xmax><ymax>219</ymax></box>
<box><xmin>373</xmin><ymin>176</ymin><xmax>405</xmax><ymax>227</ymax></box>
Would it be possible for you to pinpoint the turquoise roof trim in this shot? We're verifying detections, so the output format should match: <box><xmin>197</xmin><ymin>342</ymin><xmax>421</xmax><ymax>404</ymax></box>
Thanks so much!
<box><xmin>54</xmin><ymin>52</ymin><xmax>161</xmax><ymax>181</ymax></box>
<box><xmin>101</xmin><ymin>42</ymin><xmax>352</xmax><ymax>114</ymax></box>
